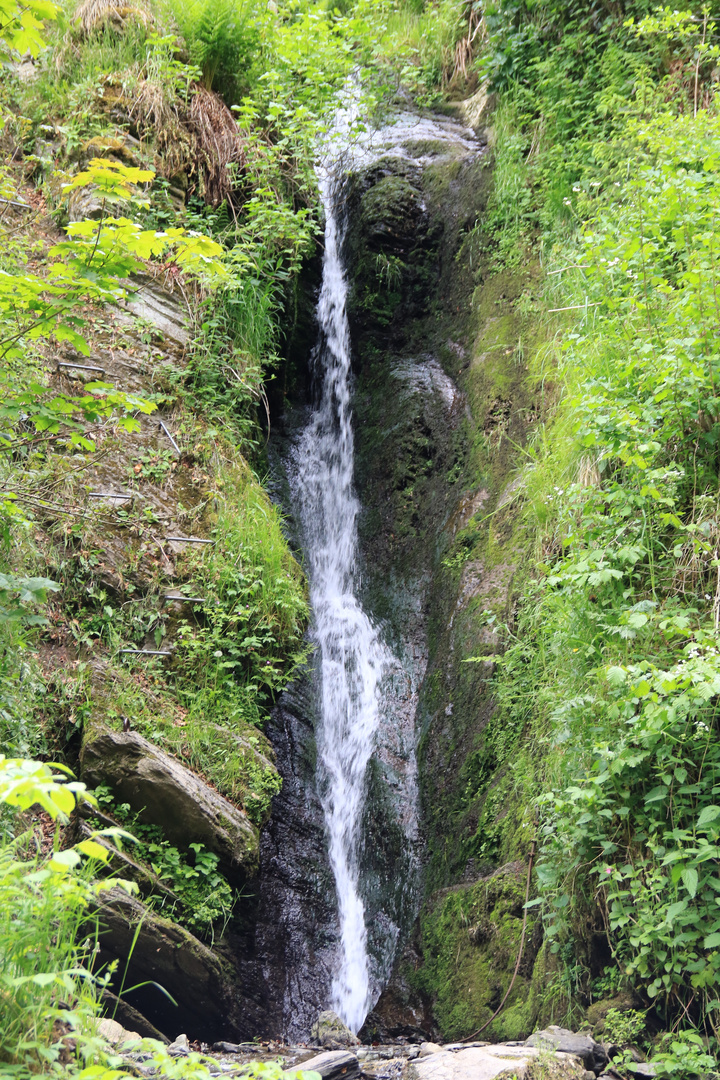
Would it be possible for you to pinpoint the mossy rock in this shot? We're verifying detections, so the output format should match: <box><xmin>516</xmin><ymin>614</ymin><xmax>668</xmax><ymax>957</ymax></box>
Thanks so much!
<box><xmin>586</xmin><ymin>992</ymin><xmax>640</xmax><ymax>1038</ymax></box>
<box><xmin>344</xmin><ymin>157</ymin><xmax>442</xmax><ymax>349</ymax></box>
<box><xmin>80</xmin><ymin>728</ymin><xmax>259</xmax><ymax>881</ymax></box>
<box><xmin>411</xmin><ymin>862</ymin><xmax>544</xmax><ymax>1041</ymax></box>
<box><xmin>95</xmin><ymin>886</ymin><xmax>245</xmax><ymax>1042</ymax></box>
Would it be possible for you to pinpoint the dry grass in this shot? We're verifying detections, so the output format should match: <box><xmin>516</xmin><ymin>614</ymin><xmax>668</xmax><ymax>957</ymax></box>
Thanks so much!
<box><xmin>576</xmin><ymin>455</ymin><xmax>601</xmax><ymax>489</ymax></box>
<box><xmin>128</xmin><ymin>77</ymin><xmax>195</xmax><ymax>179</ymax></box>
<box><xmin>74</xmin><ymin>0</ymin><xmax>152</xmax><ymax>34</ymax></box>
<box><xmin>449</xmin><ymin>1</ymin><xmax>484</xmax><ymax>88</ymax></box>
<box><xmin>188</xmin><ymin>86</ymin><xmax>246</xmax><ymax>207</ymax></box>
<box><xmin>129</xmin><ymin>82</ymin><xmax>246</xmax><ymax>202</ymax></box>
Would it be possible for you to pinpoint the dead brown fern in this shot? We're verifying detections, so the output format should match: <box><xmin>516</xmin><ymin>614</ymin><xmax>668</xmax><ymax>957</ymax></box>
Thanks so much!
<box><xmin>188</xmin><ymin>86</ymin><xmax>246</xmax><ymax>207</ymax></box>
<box><xmin>128</xmin><ymin>77</ymin><xmax>196</xmax><ymax>179</ymax></box>
<box><xmin>73</xmin><ymin>0</ymin><xmax>152</xmax><ymax>34</ymax></box>
<box><xmin>450</xmin><ymin>1</ymin><xmax>484</xmax><ymax>87</ymax></box>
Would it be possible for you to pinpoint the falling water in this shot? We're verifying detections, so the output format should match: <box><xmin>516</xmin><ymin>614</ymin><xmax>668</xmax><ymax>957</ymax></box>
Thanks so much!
<box><xmin>289</xmin><ymin>121</ymin><xmax>389</xmax><ymax>1034</ymax></box>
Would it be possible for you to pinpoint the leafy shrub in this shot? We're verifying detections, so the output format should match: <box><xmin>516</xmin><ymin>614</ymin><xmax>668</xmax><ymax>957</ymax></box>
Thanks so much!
<box><xmin>603</xmin><ymin>1007</ymin><xmax>646</xmax><ymax>1048</ymax></box>
<box><xmin>0</xmin><ymin>757</ymin><xmax>129</xmax><ymax>1069</ymax></box>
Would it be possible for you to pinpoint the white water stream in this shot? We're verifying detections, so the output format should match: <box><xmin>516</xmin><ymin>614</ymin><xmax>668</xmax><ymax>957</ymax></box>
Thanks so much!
<box><xmin>289</xmin><ymin>121</ymin><xmax>389</xmax><ymax>1034</ymax></box>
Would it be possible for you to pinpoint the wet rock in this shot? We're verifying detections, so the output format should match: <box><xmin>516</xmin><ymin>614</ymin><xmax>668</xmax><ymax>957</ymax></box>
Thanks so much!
<box><xmin>95</xmin><ymin>886</ymin><xmax>244</xmax><ymax>1042</ymax></box>
<box><xmin>81</xmin><ymin>728</ymin><xmax>259</xmax><ymax>882</ymax></box>
<box><xmin>419</xmin><ymin>1044</ymin><xmax>443</xmax><ymax>1057</ymax></box>
<box><xmin>253</xmin><ymin>687</ymin><xmax>339</xmax><ymax>1040</ymax></box>
<box><xmin>525</xmin><ymin>1028</ymin><xmax>605</xmax><ymax>1071</ymax></box>
<box><xmin>412</xmin><ymin>1044</ymin><xmax>581</xmax><ymax>1080</ymax></box>
<box><xmin>626</xmin><ymin>1066</ymin><xmax>658</xmax><ymax>1078</ymax></box>
<box><xmin>359</xmin><ymin>942</ymin><xmax>436</xmax><ymax>1043</ymax></box>
<box><xmin>286</xmin><ymin>1050</ymin><xmax>360</xmax><ymax>1080</ymax></box>
<box><xmin>310</xmin><ymin>1010</ymin><xmax>360</xmax><ymax>1049</ymax></box>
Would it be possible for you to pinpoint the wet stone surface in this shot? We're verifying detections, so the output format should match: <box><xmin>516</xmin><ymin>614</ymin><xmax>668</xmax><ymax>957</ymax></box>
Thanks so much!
<box><xmin>112</xmin><ymin>1038</ymin><xmax>599</xmax><ymax>1080</ymax></box>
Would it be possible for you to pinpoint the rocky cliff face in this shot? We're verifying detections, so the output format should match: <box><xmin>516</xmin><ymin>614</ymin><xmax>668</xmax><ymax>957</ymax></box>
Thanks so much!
<box><xmin>69</xmin><ymin>104</ymin><xmax>549</xmax><ymax>1045</ymax></box>
<box><xmin>256</xmin><ymin>108</ymin><xmax>549</xmax><ymax>1040</ymax></box>
<box><xmin>269</xmin><ymin>102</ymin><xmax>557</xmax><ymax>1041</ymax></box>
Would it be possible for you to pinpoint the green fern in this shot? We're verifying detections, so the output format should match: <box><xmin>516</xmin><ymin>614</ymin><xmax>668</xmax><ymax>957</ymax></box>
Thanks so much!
<box><xmin>167</xmin><ymin>0</ymin><xmax>260</xmax><ymax>99</ymax></box>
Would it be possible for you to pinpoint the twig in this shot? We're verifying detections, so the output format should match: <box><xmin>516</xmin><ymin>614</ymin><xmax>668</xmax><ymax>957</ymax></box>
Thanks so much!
<box><xmin>548</xmin><ymin>302</ymin><xmax>601</xmax><ymax>313</ymax></box>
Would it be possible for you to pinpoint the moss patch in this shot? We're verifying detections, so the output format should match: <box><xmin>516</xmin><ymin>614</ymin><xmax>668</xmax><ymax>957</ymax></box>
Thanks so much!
<box><xmin>412</xmin><ymin>864</ymin><xmax>544</xmax><ymax>1041</ymax></box>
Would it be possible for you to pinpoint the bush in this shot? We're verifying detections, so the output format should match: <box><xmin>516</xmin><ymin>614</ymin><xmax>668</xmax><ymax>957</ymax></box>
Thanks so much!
<box><xmin>0</xmin><ymin>757</ymin><xmax>129</xmax><ymax>1069</ymax></box>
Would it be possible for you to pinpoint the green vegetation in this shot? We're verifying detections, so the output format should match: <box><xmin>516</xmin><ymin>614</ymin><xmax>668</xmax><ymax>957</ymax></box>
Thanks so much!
<box><xmin>0</xmin><ymin>756</ymin><xmax>129</xmax><ymax>1070</ymax></box>
<box><xmin>416</xmin><ymin>0</ymin><xmax>720</xmax><ymax>1066</ymax></box>
<box><xmin>4</xmin><ymin>0</ymin><xmax>720</xmax><ymax>1069</ymax></box>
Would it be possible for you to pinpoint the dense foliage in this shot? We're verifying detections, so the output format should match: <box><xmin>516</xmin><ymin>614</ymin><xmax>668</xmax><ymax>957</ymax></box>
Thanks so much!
<box><xmin>463</xmin><ymin>0</ymin><xmax>720</xmax><ymax>1064</ymax></box>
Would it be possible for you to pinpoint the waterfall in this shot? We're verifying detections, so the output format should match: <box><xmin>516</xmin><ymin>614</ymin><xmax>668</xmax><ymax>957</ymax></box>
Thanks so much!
<box><xmin>289</xmin><ymin>126</ymin><xmax>389</xmax><ymax>1034</ymax></box>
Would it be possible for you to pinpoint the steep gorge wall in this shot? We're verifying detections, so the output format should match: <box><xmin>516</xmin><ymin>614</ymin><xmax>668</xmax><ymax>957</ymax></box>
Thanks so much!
<box><xmin>331</xmin><ymin>109</ymin><xmax>552</xmax><ymax>1042</ymax></box>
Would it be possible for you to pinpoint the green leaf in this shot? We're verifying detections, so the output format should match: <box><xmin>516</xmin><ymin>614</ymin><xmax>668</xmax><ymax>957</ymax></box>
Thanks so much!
<box><xmin>681</xmin><ymin>867</ymin><xmax>699</xmax><ymax>899</ymax></box>
<box><xmin>697</xmin><ymin>805</ymin><xmax>720</xmax><ymax>829</ymax></box>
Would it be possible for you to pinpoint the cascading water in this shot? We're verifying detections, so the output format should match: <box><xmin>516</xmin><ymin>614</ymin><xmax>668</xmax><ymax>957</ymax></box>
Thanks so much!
<box><xmin>288</xmin><ymin>125</ymin><xmax>390</xmax><ymax>1034</ymax></box>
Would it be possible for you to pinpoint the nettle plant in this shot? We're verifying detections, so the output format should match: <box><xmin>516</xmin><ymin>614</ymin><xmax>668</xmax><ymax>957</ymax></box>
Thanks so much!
<box><xmin>502</xmin><ymin>107</ymin><xmax>720</xmax><ymax>1037</ymax></box>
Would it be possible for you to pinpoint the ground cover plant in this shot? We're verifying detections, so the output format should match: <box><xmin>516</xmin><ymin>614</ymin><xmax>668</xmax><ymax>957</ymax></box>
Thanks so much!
<box><xmin>432</xmin><ymin>0</ymin><xmax>720</xmax><ymax>1070</ymax></box>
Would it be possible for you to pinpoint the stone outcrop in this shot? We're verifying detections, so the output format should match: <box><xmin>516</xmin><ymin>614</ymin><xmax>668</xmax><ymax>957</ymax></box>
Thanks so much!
<box><xmin>526</xmin><ymin>1027</ymin><xmax>608</xmax><ymax>1073</ymax></box>
<box><xmin>412</xmin><ymin>1044</ymin><xmax>585</xmax><ymax>1080</ymax></box>
<box><xmin>287</xmin><ymin>1050</ymin><xmax>361</xmax><ymax>1080</ymax></box>
<box><xmin>81</xmin><ymin>729</ymin><xmax>259</xmax><ymax>882</ymax></box>
<box><xmin>310</xmin><ymin>1011</ymin><xmax>360</xmax><ymax>1049</ymax></box>
<box><xmin>95</xmin><ymin>886</ymin><xmax>245</xmax><ymax>1042</ymax></box>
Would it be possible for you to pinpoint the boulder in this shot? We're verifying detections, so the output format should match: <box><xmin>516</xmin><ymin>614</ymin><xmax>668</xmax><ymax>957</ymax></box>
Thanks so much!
<box><xmin>419</xmin><ymin>1044</ymin><xmax>443</xmax><ymax>1057</ymax></box>
<box><xmin>586</xmin><ymin>993</ymin><xmax>638</xmax><ymax>1032</ymax></box>
<box><xmin>286</xmin><ymin>1050</ymin><xmax>360</xmax><ymax>1080</ymax></box>
<box><xmin>97</xmin><ymin>1017</ymin><xmax>140</xmax><ymax>1045</ymax></box>
<box><xmin>526</xmin><ymin>1027</ymin><xmax>606</xmax><ymax>1071</ymax></box>
<box><xmin>412</xmin><ymin>1044</ymin><xmax>584</xmax><ymax>1080</ymax></box>
<box><xmin>81</xmin><ymin>729</ymin><xmax>259</xmax><ymax>882</ymax></box>
<box><xmin>101</xmin><ymin>990</ymin><xmax>169</xmax><ymax>1043</ymax></box>
<box><xmin>95</xmin><ymin>885</ymin><xmax>244</xmax><ymax>1043</ymax></box>
<box><xmin>310</xmin><ymin>1010</ymin><xmax>360</xmax><ymax>1049</ymax></box>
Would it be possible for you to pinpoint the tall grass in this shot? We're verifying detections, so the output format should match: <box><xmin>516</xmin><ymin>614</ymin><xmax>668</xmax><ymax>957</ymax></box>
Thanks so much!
<box><xmin>375</xmin><ymin>0</ymin><xmax>466</xmax><ymax>101</ymax></box>
<box><xmin>0</xmin><ymin>759</ymin><xmax>123</xmax><ymax>1069</ymax></box>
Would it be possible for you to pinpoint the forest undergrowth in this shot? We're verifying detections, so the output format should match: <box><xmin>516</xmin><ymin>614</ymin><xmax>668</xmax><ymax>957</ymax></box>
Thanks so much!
<box><xmin>445</xmin><ymin>1</ymin><xmax>720</xmax><ymax>1073</ymax></box>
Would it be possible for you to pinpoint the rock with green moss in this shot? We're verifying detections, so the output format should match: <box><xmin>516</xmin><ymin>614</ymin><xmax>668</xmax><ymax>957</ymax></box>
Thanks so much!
<box><xmin>95</xmin><ymin>886</ymin><xmax>245</xmax><ymax>1043</ymax></box>
<box><xmin>409</xmin><ymin>862</ymin><xmax>545</xmax><ymax>1042</ymax></box>
<box><xmin>344</xmin><ymin>156</ymin><xmax>442</xmax><ymax>349</ymax></box>
<box><xmin>81</xmin><ymin>728</ymin><xmax>259</xmax><ymax>881</ymax></box>
<box><xmin>310</xmin><ymin>1010</ymin><xmax>360</xmax><ymax>1048</ymax></box>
